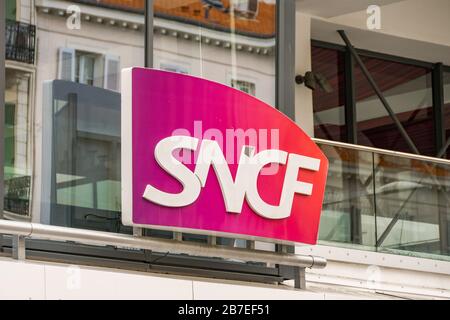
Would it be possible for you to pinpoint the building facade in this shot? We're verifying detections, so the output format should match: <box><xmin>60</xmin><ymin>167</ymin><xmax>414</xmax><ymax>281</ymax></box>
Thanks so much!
<box><xmin>1</xmin><ymin>0</ymin><xmax>450</xmax><ymax>300</ymax></box>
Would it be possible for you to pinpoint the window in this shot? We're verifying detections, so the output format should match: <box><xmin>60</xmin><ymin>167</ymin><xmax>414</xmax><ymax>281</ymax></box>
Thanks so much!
<box><xmin>312</xmin><ymin>42</ymin><xmax>436</xmax><ymax>157</ymax></box>
<box><xmin>58</xmin><ymin>49</ymin><xmax>120</xmax><ymax>91</ymax></box>
<box><xmin>75</xmin><ymin>52</ymin><xmax>96</xmax><ymax>86</ymax></box>
<box><xmin>231</xmin><ymin>79</ymin><xmax>256</xmax><ymax>96</ymax></box>
<box><xmin>6</xmin><ymin>0</ymin><xmax>16</xmax><ymax>21</ymax></box>
<box><xmin>355</xmin><ymin>56</ymin><xmax>434</xmax><ymax>156</ymax></box>
<box><xmin>232</xmin><ymin>0</ymin><xmax>259</xmax><ymax>18</ymax></box>
<box><xmin>311</xmin><ymin>45</ymin><xmax>347</xmax><ymax>142</ymax></box>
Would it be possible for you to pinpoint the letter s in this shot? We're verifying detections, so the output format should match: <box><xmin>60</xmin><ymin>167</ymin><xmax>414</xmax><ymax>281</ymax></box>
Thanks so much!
<box><xmin>143</xmin><ymin>136</ymin><xmax>201</xmax><ymax>207</ymax></box>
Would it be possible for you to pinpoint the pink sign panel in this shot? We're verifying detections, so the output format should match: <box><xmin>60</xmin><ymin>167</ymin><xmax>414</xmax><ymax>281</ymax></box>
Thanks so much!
<box><xmin>122</xmin><ymin>68</ymin><xmax>328</xmax><ymax>244</ymax></box>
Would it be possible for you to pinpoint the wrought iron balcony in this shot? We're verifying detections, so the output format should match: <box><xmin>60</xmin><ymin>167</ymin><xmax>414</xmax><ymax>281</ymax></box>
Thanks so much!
<box><xmin>5</xmin><ymin>19</ymin><xmax>36</xmax><ymax>64</ymax></box>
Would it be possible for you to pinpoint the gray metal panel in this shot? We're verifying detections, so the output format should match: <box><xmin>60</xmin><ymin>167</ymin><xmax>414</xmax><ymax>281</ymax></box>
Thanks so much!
<box><xmin>276</xmin><ymin>0</ymin><xmax>296</xmax><ymax>120</ymax></box>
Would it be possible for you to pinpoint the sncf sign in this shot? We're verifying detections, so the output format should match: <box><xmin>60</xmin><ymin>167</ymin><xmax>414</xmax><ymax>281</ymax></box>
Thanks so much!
<box><xmin>122</xmin><ymin>68</ymin><xmax>328</xmax><ymax>244</ymax></box>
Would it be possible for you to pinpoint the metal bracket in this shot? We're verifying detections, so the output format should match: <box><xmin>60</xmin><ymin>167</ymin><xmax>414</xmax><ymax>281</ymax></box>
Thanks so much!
<box><xmin>12</xmin><ymin>235</ymin><xmax>26</xmax><ymax>260</ymax></box>
<box><xmin>294</xmin><ymin>267</ymin><xmax>306</xmax><ymax>290</ymax></box>
<box><xmin>133</xmin><ymin>227</ymin><xmax>143</xmax><ymax>237</ymax></box>
<box><xmin>173</xmin><ymin>232</ymin><xmax>183</xmax><ymax>241</ymax></box>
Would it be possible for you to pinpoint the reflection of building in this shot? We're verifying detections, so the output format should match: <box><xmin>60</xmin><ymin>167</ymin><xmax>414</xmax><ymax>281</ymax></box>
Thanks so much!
<box><xmin>4</xmin><ymin>0</ymin><xmax>36</xmax><ymax>219</ymax></box>
<box><xmin>31</xmin><ymin>0</ymin><xmax>277</xmax><ymax>224</ymax></box>
<box><xmin>34</xmin><ymin>0</ymin><xmax>276</xmax><ymax>104</ymax></box>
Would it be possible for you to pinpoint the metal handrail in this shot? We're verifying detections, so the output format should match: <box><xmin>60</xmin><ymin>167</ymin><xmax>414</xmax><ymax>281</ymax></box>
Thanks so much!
<box><xmin>313</xmin><ymin>138</ymin><xmax>450</xmax><ymax>166</ymax></box>
<box><xmin>0</xmin><ymin>219</ymin><xmax>327</xmax><ymax>269</ymax></box>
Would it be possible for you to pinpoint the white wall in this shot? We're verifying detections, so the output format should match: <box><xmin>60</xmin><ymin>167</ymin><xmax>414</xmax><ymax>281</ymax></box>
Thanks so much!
<box><xmin>330</xmin><ymin>0</ymin><xmax>450</xmax><ymax>47</ymax></box>
<box><xmin>0</xmin><ymin>256</ymin><xmax>422</xmax><ymax>300</ymax></box>
<box><xmin>1</xmin><ymin>248</ymin><xmax>449</xmax><ymax>300</ymax></box>
<box><xmin>0</xmin><ymin>257</ymin><xmax>324</xmax><ymax>300</ymax></box>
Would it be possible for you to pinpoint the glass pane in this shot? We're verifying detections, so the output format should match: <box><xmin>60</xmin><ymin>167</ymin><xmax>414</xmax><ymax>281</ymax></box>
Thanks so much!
<box><xmin>152</xmin><ymin>0</ymin><xmax>276</xmax><ymax>245</ymax></box>
<box><xmin>375</xmin><ymin>155</ymin><xmax>450</xmax><ymax>260</ymax></box>
<box><xmin>317</xmin><ymin>143</ymin><xmax>376</xmax><ymax>249</ymax></box>
<box><xmin>355</xmin><ymin>56</ymin><xmax>434</xmax><ymax>156</ymax></box>
<box><xmin>444</xmin><ymin>71</ymin><xmax>450</xmax><ymax>159</ymax></box>
<box><xmin>4</xmin><ymin>69</ymin><xmax>31</xmax><ymax>217</ymax></box>
<box><xmin>312</xmin><ymin>46</ymin><xmax>347</xmax><ymax>142</ymax></box>
<box><xmin>153</xmin><ymin>0</ymin><xmax>277</xmax><ymax>106</ymax></box>
<box><xmin>46</xmin><ymin>82</ymin><xmax>127</xmax><ymax>233</ymax></box>
<box><xmin>3</xmin><ymin>0</ymin><xmax>144</xmax><ymax>232</ymax></box>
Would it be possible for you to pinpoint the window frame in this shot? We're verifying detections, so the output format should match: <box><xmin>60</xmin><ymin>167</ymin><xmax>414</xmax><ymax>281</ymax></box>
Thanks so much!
<box><xmin>311</xmin><ymin>39</ymin><xmax>450</xmax><ymax>158</ymax></box>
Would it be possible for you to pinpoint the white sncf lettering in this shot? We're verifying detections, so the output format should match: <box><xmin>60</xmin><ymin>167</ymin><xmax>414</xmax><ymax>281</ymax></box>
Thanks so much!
<box><xmin>143</xmin><ymin>136</ymin><xmax>320</xmax><ymax>220</ymax></box>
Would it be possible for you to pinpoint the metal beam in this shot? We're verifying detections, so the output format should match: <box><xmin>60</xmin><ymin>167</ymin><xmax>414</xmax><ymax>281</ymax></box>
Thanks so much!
<box><xmin>344</xmin><ymin>49</ymin><xmax>357</xmax><ymax>143</ymax></box>
<box><xmin>145</xmin><ymin>0</ymin><xmax>153</xmax><ymax>68</ymax></box>
<box><xmin>338</xmin><ymin>30</ymin><xmax>420</xmax><ymax>155</ymax></box>
<box><xmin>12</xmin><ymin>235</ymin><xmax>26</xmax><ymax>260</ymax></box>
<box><xmin>276</xmin><ymin>0</ymin><xmax>296</xmax><ymax>120</ymax></box>
<box><xmin>294</xmin><ymin>267</ymin><xmax>306</xmax><ymax>289</ymax></box>
<box><xmin>0</xmin><ymin>219</ymin><xmax>327</xmax><ymax>269</ymax></box>
<box><xmin>0</xmin><ymin>0</ymin><xmax>5</xmax><ymax>252</ymax></box>
<box><xmin>438</xmin><ymin>138</ymin><xmax>450</xmax><ymax>158</ymax></box>
<box><xmin>433</xmin><ymin>63</ymin><xmax>445</xmax><ymax>154</ymax></box>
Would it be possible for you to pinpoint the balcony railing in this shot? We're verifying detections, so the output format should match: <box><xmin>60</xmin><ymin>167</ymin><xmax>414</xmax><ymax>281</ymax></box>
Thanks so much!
<box><xmin>315</xmin><ymin>139</ymin><xmax>450</xmax><ymax>261</ymax></box>
<box><xmin>5</xmin><ymin>19</ymin><xmax>36</xmax><ymax>64</ymax></box>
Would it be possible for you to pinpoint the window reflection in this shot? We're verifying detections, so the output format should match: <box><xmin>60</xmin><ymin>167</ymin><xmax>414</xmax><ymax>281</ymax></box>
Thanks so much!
<box><xmin>6</xmin><ymin>0</ymin><xmax>145</xmax><ymax>230</ymax></box>
<box><xmin>153</xmin><ymin>0</ymin><xmax>277</xmax><ymax>105</ymax></box>
<box><xmin>4</xmin><ymin>69</ymin><xmax>32</xmax><ymax>218</ymax></box>
<box><xmin>355</xmin><ymin>56</ymin><xmax>434</xmax><ymax>156</ymax></box>
<box><xmin>43</xmin><ymin>81</ymin><xmax>127</xmax><ymax>233</ymax></box>
<box><xmin>312</xmin><ymin>45</ymin><xmax>347</xmax><ymax>142</ymax></box>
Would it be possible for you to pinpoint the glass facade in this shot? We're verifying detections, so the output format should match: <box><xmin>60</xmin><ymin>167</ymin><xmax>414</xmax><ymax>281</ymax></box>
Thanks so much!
<box><xmin>29</xmin><ymin>0</ymin><xmax>144</xmax><ymax>231</ymax></box>
<box><xmin>3</xmin><ymin>1</ymin><xmax>278</xmax><ymax>242</ymax></box>
<box><xmin>153</xmin><ymin>0</ymin><xmax>276</xmax><ymax>106</ymax></box>
<box><xmin>151</xmin><ymin>0</ymin><xmax>277</xmax><ymax>245</ymax></box>
<box><xmin>312</xmin><ymin>43</ymin><xmax>450</xmax><ymax>259</ymax></box>
<box><xmin>1</xmin><ymin>0</ymin><xmax>450</xmax><ymax>267</ymax></box>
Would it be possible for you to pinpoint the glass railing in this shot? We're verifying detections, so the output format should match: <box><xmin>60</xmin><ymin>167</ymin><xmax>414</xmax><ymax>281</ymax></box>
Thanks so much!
<box><xmin>315</xmin><ymin>139</ymin><xmax>450</xmax><ymax>261</ymax></box>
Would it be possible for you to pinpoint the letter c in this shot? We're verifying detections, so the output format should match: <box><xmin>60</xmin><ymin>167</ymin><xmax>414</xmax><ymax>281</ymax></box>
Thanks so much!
<box><xmin>245</xmin><ymin>150</ymin><xmax>289</xmax><ymax>219</ymax></box>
